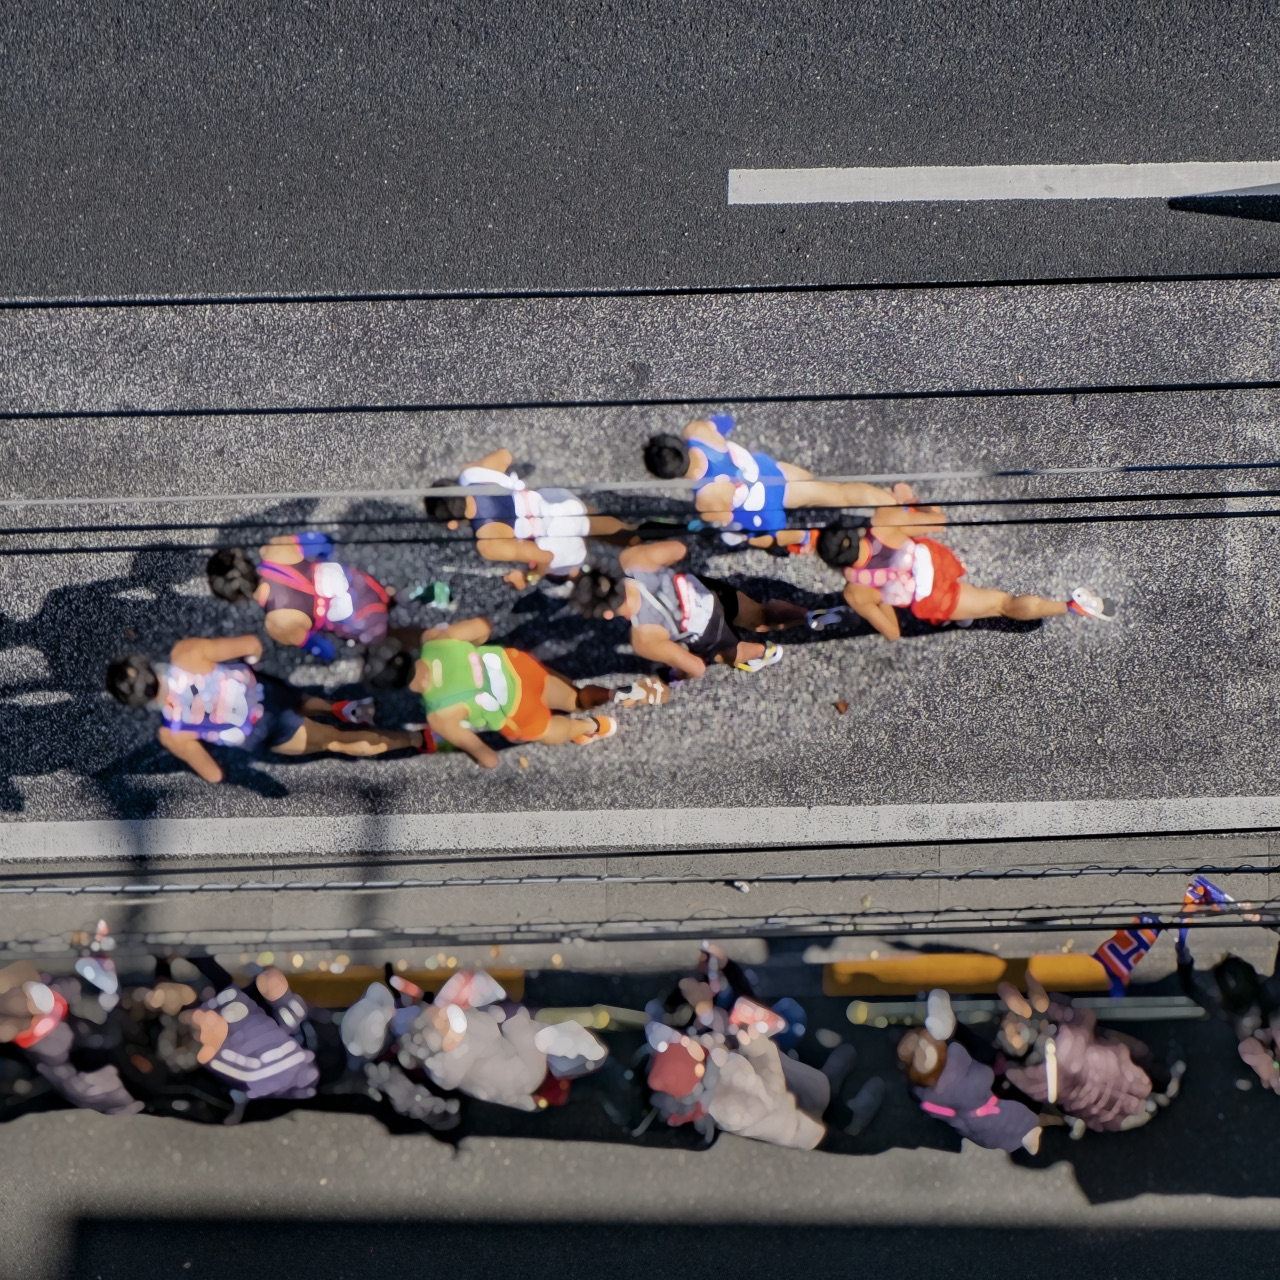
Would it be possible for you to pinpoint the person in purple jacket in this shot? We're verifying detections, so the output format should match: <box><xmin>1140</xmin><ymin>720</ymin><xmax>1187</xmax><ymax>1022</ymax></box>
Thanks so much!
<box><xmin>188</xmin><ymin>959</ymin><xmax>319</xmax><ymax>1124</ymax></box>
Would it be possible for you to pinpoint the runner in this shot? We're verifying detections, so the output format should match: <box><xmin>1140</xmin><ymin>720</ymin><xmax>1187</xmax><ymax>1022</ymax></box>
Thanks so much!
<box><xmin>569</xmin><ymin>540</ymin><xmax>808</xmax><ymax>679</ymax></box>
<box><xmin>363</xmin><ymin>617</ymin><xmax>616</xmax><ymax>768</ymax></box>
<box><xmin>207</xmin><ymin>533</ymin><xmax>392</xmax><ymax>661</ymax></box>
<box><xmin>643</xmin><ymin>414</ymin><xmax>916</xmax><ymax>551</ymax></box>
<box><xmin>815</xmin><ymin>505</ymin><xmax>1116</xmax><ymax>639</ymax></box>
<box><xmin>424</xmin><ymin>447</ymin><xmax>633</xmax><ymax>590</ymax></box>
<box><xmin>106</xmin><ymin>635</ymin><xmax>422</xmax><ymax>784</ymax></box>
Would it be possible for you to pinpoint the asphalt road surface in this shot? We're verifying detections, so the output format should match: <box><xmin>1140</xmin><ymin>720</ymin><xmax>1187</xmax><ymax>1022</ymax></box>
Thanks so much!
<box><xmin>2</xmin><ymin>284</ymin><xmax>1279</xmax><ymax>837</ymax></box>
<box><xmin>5</xmin><ymin>6</ymin><xmax>1280</xmax><ymax>1277</ymax></box>
<box><xmin>4</xmin><ymin>1</ymin><xmax>1280</xmax><ymax>296</ymax></box>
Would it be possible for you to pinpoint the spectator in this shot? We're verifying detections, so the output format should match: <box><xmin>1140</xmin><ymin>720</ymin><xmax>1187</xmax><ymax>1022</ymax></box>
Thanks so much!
<box><xmin>899</xmin><ymin>994</ymin><xmax>1042</xmax><ymax>1154</ymax></box>
<box><xmin>996</xmin><ymin>978</ymin><xmax>1179</xmax><ymax>1137</ymax></box>
<box><xmin>393</xmin><ymin>970</ymin><xmax>607</xmax><ymax>1112</ymax></box>
<box><xmin>1179</xmin><ymin>949</ymin><xmax>1280</xmax><ymax>1093</ymax></box>
<box><xmin>188</xmin><ymin>959</ymin><xmax>319</xmax><ymax>1124</ymax></box>
<box><xmin>646</xmin><ymin>987</ymin><xmax>854</xmax><ymax>1149</ymax></box>
<box><xmin>0</xmin><ymin>961</ymin><xmax>142</xmax><ymax>1115</ymax></box>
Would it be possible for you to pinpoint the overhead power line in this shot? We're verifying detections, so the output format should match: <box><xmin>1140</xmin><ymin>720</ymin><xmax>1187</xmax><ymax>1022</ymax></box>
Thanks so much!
<box><xmin>3</xmin><ymin>457</ymin><xmax>1280</xmax><ymax>511</ymax></box>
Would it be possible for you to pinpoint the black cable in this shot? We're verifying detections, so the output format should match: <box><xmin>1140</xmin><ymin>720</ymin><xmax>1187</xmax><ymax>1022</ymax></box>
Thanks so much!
<box><xmin>3</xmin><ymin>503</ymin><xmax>1280</xmax><ymax>557</ymax></box>
<box><xmin>7</xmin><ymin>457</ymin><xmax>1280</xmax><ymax>514</ymax></box>
<box><xmin>8</xmin><ymin>375</ymin><xmax>1280</xmax><ymax>423</ymax></box>
<box><xmin>4</xmin><ymin>266</ymin><xmax>1279</xmax><ymax>311</ymax></box>
<box><xmin>5</xmin><ymin>483</ymin><xmax>1280</xmax><ymax>540</ymax></box>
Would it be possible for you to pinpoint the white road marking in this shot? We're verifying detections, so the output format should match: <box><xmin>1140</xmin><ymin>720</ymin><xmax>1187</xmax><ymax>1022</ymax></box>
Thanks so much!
<box><xmin>727</xmin><ymin>163</ymin><xmax>1280</xmax><ymax>205</ymax></box>
<box><xmin>4</xmin><ymin>794</ymin><xmax>1280</xmax><ymax>861</ymax></box>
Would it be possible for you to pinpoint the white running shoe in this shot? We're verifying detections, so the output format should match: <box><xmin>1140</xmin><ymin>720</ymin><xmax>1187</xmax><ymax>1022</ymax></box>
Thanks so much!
<box><xmin>1068</xmin><ymin>587</ymin><xmax>1117</xmax><ymax>621</ymax></box>
<box><xmin>332</xmin><ymin>697</ymin><xmax>376</xmax><ymax>725</ymax></box>
<box><xmin>735</xmin><ymin>642</ymin><xmax>784</xmax><ymax>673</ymax></box>
<box><xmin>613</xmin><ymin>676</ymin><xmax>671</xmax><ymax>707</ymax></box>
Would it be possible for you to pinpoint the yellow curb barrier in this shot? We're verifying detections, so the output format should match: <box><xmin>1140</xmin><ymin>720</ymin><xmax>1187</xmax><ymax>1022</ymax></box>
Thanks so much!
<box><xmin>823</xmin><ymin>952</ymin><xmax>1108</xmax><ymax>997</ymax></box>
<box><xmin>281</xmin><ymin>966</ymin><xmax>525</xmax><ymax>1007</ymax></box>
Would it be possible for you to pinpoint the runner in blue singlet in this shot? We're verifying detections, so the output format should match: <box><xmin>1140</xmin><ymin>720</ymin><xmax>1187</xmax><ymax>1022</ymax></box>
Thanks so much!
<box><xmin>642</xmin><ymin>414</ymin><xmax>917</xmax><ymax>551</ymax></box>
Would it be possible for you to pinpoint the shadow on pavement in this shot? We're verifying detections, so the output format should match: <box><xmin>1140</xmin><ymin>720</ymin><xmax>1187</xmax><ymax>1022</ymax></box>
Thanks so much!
<box><xmin>1168</xmin><ymin>191</ymin><xmax>1280</xmax><ymax>224</ymax></box>
<box><xmin>60</xmin><ymin>1220</ymin><xmax>1280</xmax><ymax>1280</ymax></box>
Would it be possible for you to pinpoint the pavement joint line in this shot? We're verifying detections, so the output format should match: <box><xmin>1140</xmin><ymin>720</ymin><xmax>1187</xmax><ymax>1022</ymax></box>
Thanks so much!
<box><xmin>12</xmin><ymin>483</ymin><xmax>1280</xmax><ymax>534</ymax></box>
<box><xmin>5</xmin><ymin>910</ymin><xmax>1268</xmax><ymax>956</ymax></box>
<box><xmin>10</xmin><ymin>503</ymin><xmax>1280</xmax><ymax>558</ymax></box>
<box><xmin>5</xmin><ymin>796</ymin><xmax>1280</xmax><ymax>862</ymax></box>
<box><xmin>728</xmin><ymin>162</ymin><xmax>1280</xmax><ymax>204</ymax></box>
<box><xmin>0</xmin><ymin>863</ymin><xmax>1271</xmax><ymax>896</ymax></box>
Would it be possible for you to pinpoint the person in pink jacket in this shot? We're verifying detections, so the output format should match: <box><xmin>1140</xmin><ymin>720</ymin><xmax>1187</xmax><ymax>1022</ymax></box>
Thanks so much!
<box><xmin>997</xmin><ymin>977</ymin><xmax>1182</xmax><ymax>1138</ymax></box>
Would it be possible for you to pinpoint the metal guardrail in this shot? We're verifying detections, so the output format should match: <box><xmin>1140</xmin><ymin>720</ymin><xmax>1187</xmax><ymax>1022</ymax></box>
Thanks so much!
<box><xmin>846</xmin><ymin>995</ymin><xmax>1208</xmax><ymax>1026</ymax></box>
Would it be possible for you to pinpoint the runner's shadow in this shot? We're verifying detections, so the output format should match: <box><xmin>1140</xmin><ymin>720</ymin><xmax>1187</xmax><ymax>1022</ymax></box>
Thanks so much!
<box><xmin>717</xmin><ymin>576</ymin><xmax>1044</xmax><ymax>646</ymax></box>
<box><xmin>0</xmin><ymin>501</ymin><xmax>336</xmax><ymax>815</ymax></box>
<box><xmin>0</xmin><ymin>546</ymin><xmax>226</xmax><ymax>815</ymax></box>
<box><xmin>92</xmin><ymin>741</ymin><xmax>292</xmax><ymax>820</ymax></box>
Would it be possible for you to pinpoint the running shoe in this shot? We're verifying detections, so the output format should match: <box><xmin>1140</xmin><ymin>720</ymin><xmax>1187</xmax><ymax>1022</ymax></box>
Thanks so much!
<box><xmin>806</xmin><ymin>606</ymin><xmax>851</xmax><ymax>631</ymax></box>
<box><xmin>613</xmin><ymin>676</ymin><xmax>671</xmax><ymax>707</ymax></box>
<box><xmin>734</xmin><ymin>642</ymin><xmax>784</xmax><ymax>673</ymax></box>
<box><xmin>332</xmin><ymin>697</ymin><xmax>376</xmax><ymax>725</ymax></box>
<box><xmin>1068</xmin><ymin>587</ymin><xmax>1117</xmax><ymax>621</ymax></box>
<box><xmin>575</xmin><ymin>714</ymin><xmax>618</xmax><ymax>743</ymax></box>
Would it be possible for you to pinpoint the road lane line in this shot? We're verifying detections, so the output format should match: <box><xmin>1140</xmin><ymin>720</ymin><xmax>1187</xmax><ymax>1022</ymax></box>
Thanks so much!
<box><xmin>4</xmin><ymin>795</ymin><xmax>1280</xmax><ymax>861</ymax></box>
<box><xmin>728</xmin><ymin>163</ymin><xmax>1280</xmax><ymax>204</ymax></box>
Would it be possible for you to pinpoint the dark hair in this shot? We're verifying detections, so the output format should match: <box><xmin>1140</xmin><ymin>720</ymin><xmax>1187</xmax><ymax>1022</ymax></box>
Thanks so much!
<box><xmin>643</xmin><ymin>434</ymin><xmax>690</xmax><ymax>480</ymax></box>
<box><xmin>568</xmin><ymin>571</ymin><xmax>627</xmax><ymax>619</ymax></box>
<box><xmin>206</xmin><ymin>547</ymin><xmax>260</xmax><ymax>604</ymax></box>
<box><xmin>363</xmin><ymin>638</ymin><xmax>415</xmax><ymax>691</ymax></box>
<box><xmin>106</xmin><ymin>654</ymin><xmax>159</xmax><ymax>708</ymax></box>
<box><xmin>1214</xmin><ymin>954</ymin><xmax>1263</xmax><ymax>1015</ymax></box>
<box><xmin>817</xmin><ymin>522</ymin><xmax>867</xmax><ymax>569</ymax></box>
<box><xmin>424</xmin><ymin>480</ymin><xmax>468</xmax><ymax>523</ymax></box>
